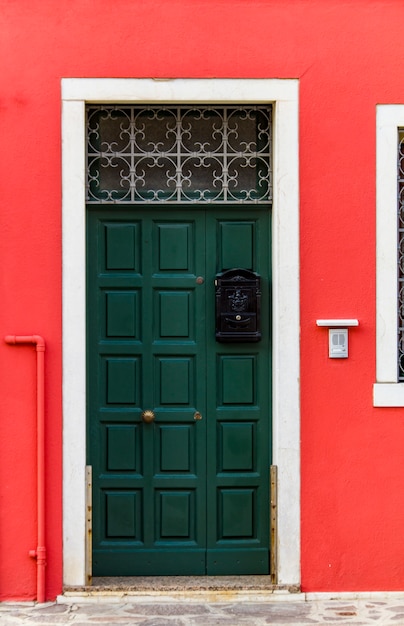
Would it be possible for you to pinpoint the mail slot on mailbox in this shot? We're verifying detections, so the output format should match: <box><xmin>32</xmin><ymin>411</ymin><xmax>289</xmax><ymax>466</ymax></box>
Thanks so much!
<box><xmin>215</xmin><ymin>268</ymin><xmax>261</xmax><ymax>342</ymax></box>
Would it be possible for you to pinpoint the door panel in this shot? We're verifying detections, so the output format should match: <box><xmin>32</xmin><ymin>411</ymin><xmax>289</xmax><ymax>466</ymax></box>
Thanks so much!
<box><xmin>205</xmin><ymin>212</ymin><xmax>270</xmax><ymax>574</ymax></box>
<box><xmin>219</xmin><ymin>221</ymin><xmax>255</xmax><ymax>269</ymax></box>
<box><xmin>87</xmin><ymin>207</ymin><xmax>270</xmax><ymax>576</ymax></box>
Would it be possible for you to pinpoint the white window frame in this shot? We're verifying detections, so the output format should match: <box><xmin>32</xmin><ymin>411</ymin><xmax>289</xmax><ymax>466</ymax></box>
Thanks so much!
<box><xmin>374</xmin><ymin>105</ymin><xmax>404</xmax><ymax>406</ymax></box>
<box><xmin>62</xmin><ymin>78</ymin><xmax>300</xmax><ymax>586</ymax></box>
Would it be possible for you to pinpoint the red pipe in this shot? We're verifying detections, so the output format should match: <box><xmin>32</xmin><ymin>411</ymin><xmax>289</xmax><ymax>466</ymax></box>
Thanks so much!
<box><xmin>4</xmin><ymin>335</ymin><xmax>46</xmax><ymax>603</ymax></box>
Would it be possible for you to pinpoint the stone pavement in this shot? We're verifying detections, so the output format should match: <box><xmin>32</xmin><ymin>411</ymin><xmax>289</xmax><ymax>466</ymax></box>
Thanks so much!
<box><xmin>2</xmin><ymin>596</ymin><xmax>404</xmax><ymax>625</ymax></box>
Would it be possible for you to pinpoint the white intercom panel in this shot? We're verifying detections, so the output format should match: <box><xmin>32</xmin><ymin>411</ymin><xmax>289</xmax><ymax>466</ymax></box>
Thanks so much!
<box><xmin>329</xmin><ymin>328</ymin><xmax>348</xmax><ymax>358</ymax></box>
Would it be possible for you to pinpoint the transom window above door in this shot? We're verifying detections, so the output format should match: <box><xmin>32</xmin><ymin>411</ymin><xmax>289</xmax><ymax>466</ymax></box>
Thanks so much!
<box><xmin>86</xmin><ymin>105</ymin><xmax>272</xmax><ymax>204</ymax></box>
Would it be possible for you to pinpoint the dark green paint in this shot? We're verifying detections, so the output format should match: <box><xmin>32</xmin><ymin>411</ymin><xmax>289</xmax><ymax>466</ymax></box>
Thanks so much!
<box><xmin>87</xmin><ymin>207</ymin><xmax>271</xmax><ymax>576</ymax></box>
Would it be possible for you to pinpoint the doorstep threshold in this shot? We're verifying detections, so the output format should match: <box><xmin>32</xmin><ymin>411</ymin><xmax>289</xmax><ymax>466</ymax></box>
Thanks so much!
<box><xmin>60</xmin><ymin>576</ymin><xmax>301</xmax><ymax>603</ymax></box>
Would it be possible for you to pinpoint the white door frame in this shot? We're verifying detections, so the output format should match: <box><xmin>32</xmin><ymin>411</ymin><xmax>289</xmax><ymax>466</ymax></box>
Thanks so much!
<box><xmin>61</xmin><ymin>78</ymin><xmax>300</xmax><ymax>586</ymax></box>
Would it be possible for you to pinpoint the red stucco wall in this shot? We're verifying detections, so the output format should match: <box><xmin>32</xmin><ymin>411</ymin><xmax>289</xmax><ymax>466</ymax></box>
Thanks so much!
<box><xmin>1</xmin><ymin>0</ymin><xmax>404</xmax><ymax>600</ymax></box>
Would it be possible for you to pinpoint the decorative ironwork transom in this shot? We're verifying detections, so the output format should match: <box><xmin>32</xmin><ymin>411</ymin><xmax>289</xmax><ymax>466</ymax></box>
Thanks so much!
<box><xmin>86</xmin><ymin>105</ymin><xmax>272</xmax><ymax>204</ymax></box>
<box><xmin>398</xmin><ymin>130</ymin><xmax>404</xmax><ymax>379</ymax></box>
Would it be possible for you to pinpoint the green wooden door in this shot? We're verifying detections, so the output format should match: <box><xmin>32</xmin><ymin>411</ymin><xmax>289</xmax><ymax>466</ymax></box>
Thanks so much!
<box><xmin>87</xmin><ymin>207</ymin><xmax>271</xmax><ymax>576</ymax></box>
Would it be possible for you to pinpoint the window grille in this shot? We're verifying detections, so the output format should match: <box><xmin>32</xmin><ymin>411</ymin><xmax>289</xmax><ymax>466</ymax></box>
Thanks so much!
<box><xmin>398</xmin><ymin>130</ymin><xmax>404</xmax><ymax>379</ymax></box>
<box><xmin>86</xmin><ymin>105</ymin><xmax>272</xmax><ymax>204</ymax></box>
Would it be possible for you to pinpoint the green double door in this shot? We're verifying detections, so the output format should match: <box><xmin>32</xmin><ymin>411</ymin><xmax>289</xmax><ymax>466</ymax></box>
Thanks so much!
<box><xmin>87</xmin><ymin>206</ymin><xmax>271</xmax><ymax>576</ymax></box>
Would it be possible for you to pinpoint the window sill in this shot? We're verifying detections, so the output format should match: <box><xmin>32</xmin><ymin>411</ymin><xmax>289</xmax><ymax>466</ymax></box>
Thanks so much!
<box><xmin>373</xmin><ymin>383</ymin><xmax>404</xmax><ymax>407</ymax></box>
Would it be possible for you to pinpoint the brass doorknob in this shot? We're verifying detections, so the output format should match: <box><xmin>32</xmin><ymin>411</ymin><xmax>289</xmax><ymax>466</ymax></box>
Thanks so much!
<box><xmin>141</xmin><ymin>409</ymin><xmax>155</xmax><ymax>423</ymax></box>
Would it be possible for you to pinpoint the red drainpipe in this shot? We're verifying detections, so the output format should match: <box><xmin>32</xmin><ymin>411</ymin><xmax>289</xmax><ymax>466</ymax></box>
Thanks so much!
<box><xmin>5</xmin><ymin>335</ymin><xmax>46</xmax><ymax>603</ymax></box>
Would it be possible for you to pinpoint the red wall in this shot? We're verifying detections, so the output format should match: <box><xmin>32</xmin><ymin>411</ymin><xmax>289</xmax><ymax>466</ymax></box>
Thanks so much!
<box><xmin>1</xmin><ymin>0</ymin><xmax>404</xmax><ymax>599</ymax></box>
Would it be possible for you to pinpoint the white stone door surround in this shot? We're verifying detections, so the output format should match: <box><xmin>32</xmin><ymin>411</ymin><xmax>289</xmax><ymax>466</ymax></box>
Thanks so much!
<box><xmin>61</xmin><ymin>78</ymin><xmax>300</xmax><ymax>586</ymax></box>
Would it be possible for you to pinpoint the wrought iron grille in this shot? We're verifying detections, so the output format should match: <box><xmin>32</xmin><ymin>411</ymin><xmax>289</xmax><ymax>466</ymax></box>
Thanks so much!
<box><xmin>398</xmin><ymin>130</ymin><xmax>404</xmax><ymax>379</ymax></box>
<box><xmin>86</xmin><ymin>105</ymin><xmax>272</xmax><ymax>204</ymax></box>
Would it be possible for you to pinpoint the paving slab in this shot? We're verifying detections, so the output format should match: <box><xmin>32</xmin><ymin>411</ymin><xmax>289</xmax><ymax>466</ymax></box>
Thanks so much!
<box><xmin>2</xmin><ymin>597</ymin><xmax>404</xmax><ymax>625</ymax></box>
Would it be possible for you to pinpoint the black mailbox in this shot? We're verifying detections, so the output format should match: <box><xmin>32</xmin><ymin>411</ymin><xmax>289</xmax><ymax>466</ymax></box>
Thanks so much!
<box><xmin>215</xmin><ymin>268</ymin><xmax>261</xmax><ymax>342</ymax></box>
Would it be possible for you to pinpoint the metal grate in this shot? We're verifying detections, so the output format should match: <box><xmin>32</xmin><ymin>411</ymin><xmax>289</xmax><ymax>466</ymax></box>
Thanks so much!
<box><xmin>398</xmin><ymin>130</ymin><xmax>404</xmax><ymax>380</ymax></box>
<box><xmin>86</xmin><ymin>105</ymin><xmax>272</xmax><ymax>204</ymax></box>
